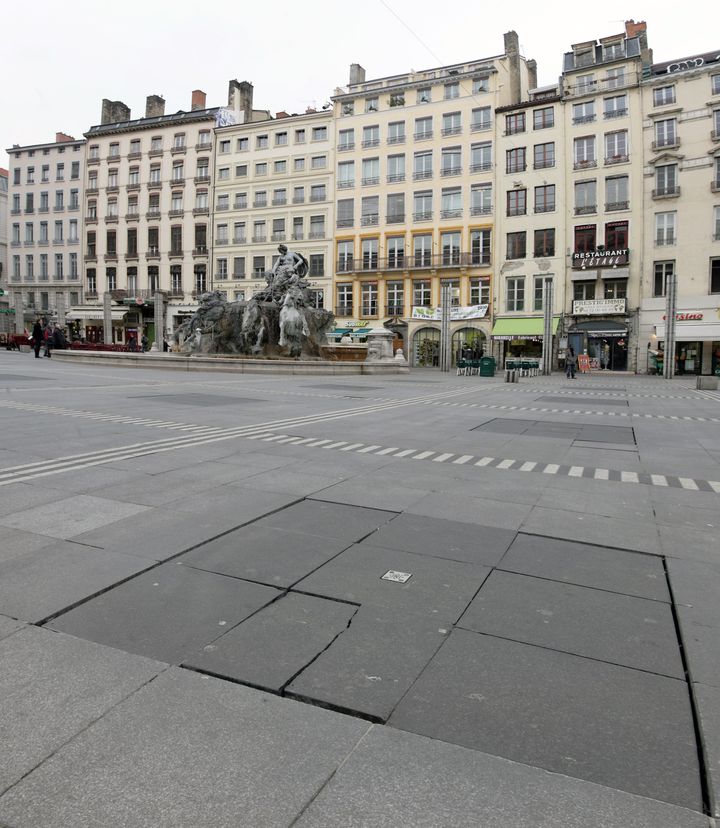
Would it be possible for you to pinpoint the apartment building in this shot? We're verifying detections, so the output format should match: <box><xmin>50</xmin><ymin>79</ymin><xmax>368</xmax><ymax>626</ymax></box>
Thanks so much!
<box><xmin>492</xmin><ymin>86</ymin><xmax>565</xmax><ymax>362</ymax></box>
<box><xmin>212</xmin><ymin>109</ymin><xmax>333</xmax><ymax>306</ymax></box>
<box><xmin>638</xmin><ymin>50</ymin><xmax>720</xmax><ymax>376</ymax></box>
<box><xmin>0</xmin><ymin>168</ymin><xmax>8</xmax><ymax>327</ymax></box>
<box><xmin>330</xmin><ymin>32</ymin><xmax>534</xmax><ymax>365</ymax></box>
<box><xmin>5</xmin><ymin>134</ymin><xmax>85</xmax><ymax>331</ymax></box>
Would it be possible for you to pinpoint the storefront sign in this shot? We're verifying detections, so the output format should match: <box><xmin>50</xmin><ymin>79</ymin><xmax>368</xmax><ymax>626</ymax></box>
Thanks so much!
<box><xmin>662</xmin><ymin>312</ymin><xmax>704</xmax><ymax>321</ymax></box>
<box><xmin>336</xmin><ymin>319</ymin><xmax>371</xmax><ymax>328</ymax></box>
<box><xmin>411</xmin><ymin>305</ymin><xmax>488</xmax><ymax>321</ymax></box>
<box><xmin>572</xmin><ymin>249</ymin><xmax>629</xmax><ymax>268</ymax></box>
<box><xmin>573</xmin><ymin>298</ymin><xmax>626</xmax><ymax>315</ymax></box>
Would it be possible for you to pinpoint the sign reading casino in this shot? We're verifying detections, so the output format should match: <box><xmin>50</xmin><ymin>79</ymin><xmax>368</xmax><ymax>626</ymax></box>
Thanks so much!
<box><xmin>572</xmin><ymin>248</ymin><xmax>629</xmax><ymax>268</ymax></box>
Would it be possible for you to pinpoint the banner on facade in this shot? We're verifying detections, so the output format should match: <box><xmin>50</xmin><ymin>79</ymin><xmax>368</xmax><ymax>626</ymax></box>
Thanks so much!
<box><xmin>572</xmin><ymin>298</ymin><xmax>626</xmax><ymax>315</ymax></box>
<box><xmin>411</xmin><ymin>304</ymin><xmax>488</xmax><ymax>321</ymax></box>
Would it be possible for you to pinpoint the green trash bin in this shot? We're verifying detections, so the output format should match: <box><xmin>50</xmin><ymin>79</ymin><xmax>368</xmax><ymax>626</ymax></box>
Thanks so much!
<box><xmin>479</xmin><ymin>356</ymin><xmax>496</xmax><ymax>377</ymax></box>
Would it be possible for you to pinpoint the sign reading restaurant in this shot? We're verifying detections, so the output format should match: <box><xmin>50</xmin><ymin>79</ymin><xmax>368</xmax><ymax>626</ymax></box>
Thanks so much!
<box><xmin>572</xmin><ymin>248</ymin><xmax>629</xmax><ymax>268</ymax></box>
<box><xmin>572</xmin><ymin>298</ymin><xmax>627</xmax><ymax>315</ymax></box>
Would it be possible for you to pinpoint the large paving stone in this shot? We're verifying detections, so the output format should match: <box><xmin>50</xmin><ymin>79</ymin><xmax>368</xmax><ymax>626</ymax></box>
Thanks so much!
<box><xmin>500</xmin><ymin>533</ymin><xmax>669</xmax><ymax>600</ymax></box>
<box><xmin>694</xmin><ymin>682</ymin><xmax>720</xmax><ymax>817</ymax></box>
<box><xmin>184</xmin><ymin>592</ymin><xmax>357</xmax><ymax>691</ymax></box>
<box><xmin>295</xmin><ymin>725</ymin><xmax>707</xmax><ymax>828</ymax></box>
<box><xmin>0</xmin><ymin>494</ymin><xmax>150</xmax><ymax>540</ymax></box>
<box><xmin>0</xmin><ymin>626</ymin><xmax>164</xmax><ymax>794</ymax></box>
<box><xmin>179</xmin><ymin>523</ymin><xmax>352</xmax><ymax>588</ymax></box>
<box><xmin>260</xmin><ymin>499</ymin><xmax>398</xmax><ymax>542</ymax></box>
<box><xmin>0</xmin><ymin>667</ymin><xmax>369</xmax><ymax>828</ymax></box>
<box><xmin>405</xmin><ymin>492</ymin><xmax>532</xmax><ymax>531</ymax></box>
<box><xmin>0</xmin><ymin>540</ymin><xmax>153</xmax><ymax>623</ymax></box>
<box><xmin>48</xmin><ymin>562</ymin><xmax>280</xmax><ymax>664</ymax></box>
<box><xmin>287</xmin><ymin>607</ymin><xmax>449</xmax><ymax>722</ymax></box>
<box><xmin>389</xmin><ymin>629</ymin><xmax>702</xmax><ymax>810</ymax></box>
<box><xmin>295</xmin><ymin>542</ymin><xmax>491</xmax><ymax>617</ymax></box>
<box><xmin>458</xmin><ymin>570</ymin><xmax>683</xmax><ymax>677</ymax></box>
<box><xmin>0</xmin><ymin>615</ymin><xmax>24</xmax><ymax>642</ymax></box>
<box><xmin>366</xmin><ymin>513</ymin><xmax>515</xmax><ymax>566</ymax></box>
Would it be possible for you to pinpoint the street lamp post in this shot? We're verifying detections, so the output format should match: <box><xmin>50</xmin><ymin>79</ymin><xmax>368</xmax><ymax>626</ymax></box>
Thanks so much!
<box><xmin>663</xmin><ymin>272</ymin><xmax>677</xmax><ymax>380</ymax></box>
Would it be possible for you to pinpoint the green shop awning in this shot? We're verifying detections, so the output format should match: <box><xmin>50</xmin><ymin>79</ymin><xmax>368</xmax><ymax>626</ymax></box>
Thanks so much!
<box><xmin>352</xmin><ymin>327</ymin><xmax>372</xmax><ymax>335</ymax></box>
<box><xmin>491</xmin><ymin>317</ymin><xmax>560</xmax><ymax>340</ymax></box>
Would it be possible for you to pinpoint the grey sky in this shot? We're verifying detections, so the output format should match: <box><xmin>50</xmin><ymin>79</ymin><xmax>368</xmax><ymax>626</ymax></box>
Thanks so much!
<box><xmin>3</xmin><ymin>0</ymin><xmax>716</xmax><ymax>168</ymax></box>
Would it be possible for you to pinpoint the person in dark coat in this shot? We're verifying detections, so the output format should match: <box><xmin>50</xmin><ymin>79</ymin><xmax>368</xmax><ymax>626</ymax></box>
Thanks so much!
<box><xmin>31</xmin><ymin>319</ymin><xmax>43</xmax><ymax>358</ymax></box>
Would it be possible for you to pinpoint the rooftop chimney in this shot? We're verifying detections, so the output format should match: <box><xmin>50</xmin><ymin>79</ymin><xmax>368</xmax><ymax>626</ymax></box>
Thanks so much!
<box><xmin>504</xmin><ymin>31</ymin><xmax>521</xmax><ymax>104</ymax></box>
<box><xmin>191</xmin><ymin>90</ymin><xmax>207</xmax><ymax>111</ymax></box>
<box><xmin>101</xmin><ymin>99</ymin><xmax>131</xmax><ymax>125</ymax></box>
<box><xmin>349</xmin><ymin>63</ymin><xmax>366</xmax><ymax>85</ymax></box>
<box><xmin>55</xmin><ymin>132</ymin><xmax>75</xmax><ymax>143</ymax></box>
<box><xmin>526</xmin><ymin>59</ymin><xmax>538</xmax><ymax>92</ymax></box>
<box><xmin>275</xmin><ymin>111</ymin><xmax>290</xmax><ymax>119</ymax></box>
<box><xmin>625</xmin><ymin>19</ymin><xmax>647</xmax><ymax>39</ymax></box>
<box><xmin>145</xmin><ymin>95</ymin><xmax>165</xmax><ymax>118</ymax></box>
<box><xmin>228</xmin><ymin>79</ymin><xmax>254</xmax><ymax>120</ymax></box>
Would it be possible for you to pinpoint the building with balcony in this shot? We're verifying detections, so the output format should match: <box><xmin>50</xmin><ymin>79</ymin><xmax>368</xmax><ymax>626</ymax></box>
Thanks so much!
<box><xmin>558</xmin><ymin>20</ymin><xmax>651</xmax><ymax>371</ymax></box>
<box><xmin>76</xmin><ymin>81</ymin><xmax>259</xmax><ymax>344</ymax></box>
<box><xmin>5</xmin><ymin>133</ymin><xmax>85</xmax><ymax>331</ymax></box>
<box><xmin>638</xmin><ymin>49</ymin><xmax>720</xmax><ymax>375</ymax></box>
<box><xmin>212</xmin><ymin>108</ymin><xmax>333</xmax><ymax>308</ymax></box>
<box><xmin>330</xmin><ymin>32</ymin><xmax>535</xmax><ymax>364</ymax></box>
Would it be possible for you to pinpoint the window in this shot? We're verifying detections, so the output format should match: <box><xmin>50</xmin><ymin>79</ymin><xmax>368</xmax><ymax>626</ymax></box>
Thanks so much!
<box><xmin>69</xmin><ymin>219</ymin><xmax>78</xmax><ymax>241</ymax></box>
<box><xmin>441</xmin><ymin>147</ymin><xmax>462</xmax><ymax>176</ymax></box>
<box><xmin>414</xmin><ymin>117</ymin><xmax>433</xmax><ymax>139</ymax></box>
<box><xmin>362</xmin><ymin>157</ymin><xmax>380</xmax><ymax>185</ymax></box>
<box><xmin>25</xmin><ymin>255</ymin><xmax>34</xmax><ymax>280</ymax></box>
<box><xmin>170</xmin><ymin>226</ymin><xmax>182</xmax><ymax>255</ymax></box>
<box><xmin>311</xmin><ymin>155</ymin><xmax>327</xmax><ymax>169</ymax></box>
<box><xmin>338</xmin><ymin>129</ymin><xmax>355</xmax><ymax>150</ymax></box>
<box><xmin>386</xmin><ymin>281</ymin><xmax>404</xmax><ymax>312</ymax></box>
<box><xmin>653</xmin><ymin>85</ymin><xmax>675</xmax><ymax>106</ymax></box>
<box><xmin>507</xmin><ymin>189</ymin><xmax>526</xmax><ymax>216</ymax></box>
<box><xmin>336</xmin><ymin>283</ymin><xmax>353</xmax><ymax>313</ymax></box>
<box><xmin>470</xmin><ymin>229</ymin><xmax>491</xmax><ymax>266</ymax></box>
<box><xmin>506</xmin><ymin>232</ymin><xmax>526</xmax><ymax>260</ymax></box>
<box><xmin>471</xmin><ymin>106</ymin><xmax>491</xmax><ymax>131</ymax></box>
<box><xmin>655</xmin><ymin>164</ymin><xmax>678</xmax><ymax>196</ymax></box>
<box><xmin>233</xmin><ymin>221</ymin><xmax>246</xmax><ymax>243</ymax></box>
<box><xmin>506</xmin><ymin>147</ymin><xmax>526</xmax><ymax>173</ymax></box>
<box><xmin>27</xmin><ymin>223</ymin><xmax>35</xmax><ymax>243</ymax></box>
<box><xmin>217</xmin><ymin>193</ymin><xmax>230</xmax><ymax>211</ymax></box>
<box><xmin>388</xmin><ymin>121</ymin><xmax>405</xmax><ymax>144</ymax></box>
<box><xmin>71</xmin><ymin>161</ymin><xmax>80</xmax><ymax>179</ymax></box>
<box><xmin>571</xmin><ymin>226</ymin><xmax>595</xmax><ymax>254</ymax></box>
<box><xmin>361</xmin><ymin>238</ymin><xmax>378</xmax><ymax>270</ymax></box>
<box><xmin>604</xmin><ymin>95</ymin><xmax>627</xmax><ymax>119</ymax></box>
<box><xmin>532</xmin><ymin>275</ymin><xmax>546</xmax><ymax>311</ymax></box>
<box><xmin>654</xmin><ymin>118</ymin><xmax>677</xmax><ymax>148</ymax></box>
<box><xmin>107</xmin><ymin>199</ymin><xmax>118</xmax><ymax>218</ymax></box>
<box><xmin>312</xmin><ymin>126</ymin><xmax>328</xmax><ymax>141</ymax></box>
<box><xmin>387</xmin><ymin>154</ymin><xmax>405</xmax><ymax>183</ymax></box>
<box><xmin>275</xmin><ymin>131</ymin><xmax>288</xmax><ymax>146</ymax></box>
<box><xmin>272</xmin><ymin>188</ymin><xmax>287</xmax><ymax>205</ymax></box>
<box><xmin>272</xmin><ymin>218</ymin><xmax>285</xmax><ymax>239</ymax></box>
<box><xmin>470</xmin><ymin>142</ymin><xmax>491</xmax><ymax>172</ymax></box>
<box><xmin>56</xmin><ymin>162</ymin><xmax>64</xmax><ymax>180</ymax></box>
<box><xmin>341</xmin><ymin>101</ymin><xmax>354</xmax><ymax>116</ymax></box>
<box><xmin>574</xmin><ymin>136</ymin><xmax>596</xmax><ymax>166</ymax></box>
<box><xmin>12</xmin><ymin>223</ymin><xmax>20</xmax><ymax>243</ymax></box>
<box><xmin>605</xmin><ymin>176</ymin><xmax>629</xmax><ymax>210</ymax></box>
<box><xmin>127</xmin><ymin>227</ymin><xmax>137</xmax><ymax>255</ymax></box>
<box><xmin>413</xmin><ymin>235</ymin><xmax>432</xmax><ymax>268</ymax></box>
<box><xmin>604</xmin><ymin>279</ymin><xmax>627</xmax><ymax>299</ymax></box>
<box><xmin>472</xmin><ymin>77</ymin><xmax>489</xmax><ymax>94</ymax></box>
<box><xmin>533</xmin><ymin>142</ymin><xmax>554</xmax><ymax>169</ymax></box>
<box><xmin>150</xmin><ymin>136</ymin><xmax>162</xmax><ymax>153</ymax></box>
<box><xmin>362</xmin><ymin>125</ymin><xmax>380</xmax><ymax>147</ymax></box>
<box><xmin>505</xmin><ymin>112</ymin><xmax>525</xmax><ymax>135</ymax></box>
<box><xmin>710</xmin><ymin>258</ymin><xmax>720</xmax><ymax>293</ymax></box>
<box><xmin>386</xmin><ymin>193</ymin><xmax>405</xmax><ymax>223</ymax></box>
<box><xmin>655</xmin><ymin>212</ymin><xmax>676</xmax><ymax>246</ymax></box>
<box><xmin>293</xmin><ymin>186</ymin><xmax>305</xmax><ymax>203</ymax></box>
<box><xmin>605</xmin><ymin>130</ymin><xmax>628</xmax><ymax>161</ymax></box>
<box><xmin>713</xmin><ymin>75</ymin><xmax>720</xmax><ymax>95</ymax></box>
<box><xmin>471</xmin><ymin>183</ymin><xmax>492</xmax><ymax>215</ymax></box>
<box><xmin>294</xmin><ymin>157</ymin><xmax>305</xmax><ymax>172</ymax></box>
<box><xmin>470</xmin><ymin>278</ymin><xmax>490</xmax><ymax>305</ymax></box>
<box><xmin>233</xmin><ymin>257</ymin><xmax>246</xmax><ymax>279</ymax></box>
<box><xmin>413</xmin><ymin>150</ymin><xmax>432</xmax><ymax>180</ymax></box>
<box><xmin>55</xmin><ymin>191</ymin><xmax>64</xmax><ymax>210</ymax></box>
<box><xmin>309</xmin><ymin>254</ymin><xmax>324</xmax><ymax>277</ymax></box>
<box><xmin>414</xmin><ymin>190</ymin><xmax>432</xmax><ymax>221</ymax></box>
<box><xmin>714</xmin><ymin>109</ymin><xmax>720</xmax><ymax>139</ymax></box>
<box><xmin>417</xmin><ymin>87</ymin><xmax>431</xmax><ymax>104</ymax></box>
<box><xmin>574</xmin><ymin>180</ymin><xmax>597</xmax><ymax>214</ymax></box>
<box><xmin>40</xmin><ymin>192</ymin><xmax>48</xmax><ymax>212</ymax></box>
<box><xmin>39</xmin><ymin>221</ymin><xmax>48</xmax><ymax>241</ymax></box>
<box><xmin>106</xmin><ymin>230</ymin><xmax>117</xmax><ymax>255</ymax></box>
<box><xmin>12</xmin><ymin>256</ymin><xmax>20</xmax><ymax>279</ymax></box>
<box><xmin>576</xmin><ymin>73</ymin><xmax>596</xmax><ymax>94</ymax></box>
<box><xmin>194</xmin><ymin>265</ymin><xmax>207</xmax><ymax>293</ymax></box>
<box><xmin>337</xmin><ymin>198</ymin><xmax>354</xmax><ymax>227</ymax></box>
<box><xmin>386</xmin><ymin>237</ymin><xmax>404</xmax><ymax>269</ymax></box>
<box><xmin>534</xmin><ymin>228</ymin><xmax>555</xmax><ymax>257</ymax></box>
<box><xmin>444</xmin><ymin>82</ymin><xmax>459</xmax><ymax>100</ymax></box>
<box><xmin>573</xmin><ymin>101</ymin><xmax>595</xmax><ymax>124</ymax></box>
<box><xmin>309</xmin><ymin>215</ymin><xmax>325</xmax><ymax>238</ymax></box>
<box><xmin>337</xmin><ymin>241</ymin><xmax>353</xmax><ymax>272</ymax></box>
<box><xmin>274</xmin><ymin>160</ymin><xmax>287</xmax><ymax>174</ymax></box>
<box><xmin>534</xmin><ymin>184</ymin><xmax>555</xmax><ymax>213</ymax></box>
<box><xmin>653</xmin><ymin>261</ymin><xmax>673</xmax><ymax>296</ymax></box>
<box><xmin>40</xmin><ymin>255</ymin><xmax>49</xmax><ymax>280</ymax></box>
<box><xmin>255</xmin><ymin>162</ymin><xmax>267</xmax><ymax>176</ymax></box>
<box><xmin>533</xmin><ymin>107</ymin><xmax>554</xmax><ymax>130</ymax></box>
<box><xmin>25</xmin><ymin>193</ymin><xmax>34</xmax><ymax>213</ymax></box>
<box><xmin>413</xmin><ymin>278</ymin><xmax>431</xmax><ymax>305</ymax></box>
<box><xmin>40</xmin><ymin>164</ymin><xmax>49</xmax><ymax>182</ymax></box>
<box><xmin>361</xmin><ymin>195</ymin><xmax>379</xmax><ymax>225</ymax></box>
<box><xmin>253</xmin><ymin>220</ymin><xmax>266</xmax><ymax>242</ymax></box>
<box><xmin>442</xmin><ymin>112</ymin><xmax>461</xmax><ymax>136</ymax></box>
<box><xmin>605</xmin><ymin>67</ymin><xmax>625</xmax><ymax>90</ymax></box>
<box><xmin>235</xmin><ymin>164</ymin><xmax>248</xmax><ymax>178</ymax></box>
<box><xmin>338</xmin><ymin>161</ymin><xmax>355</xmax><ymax>188</ymax></box>
<box><xmin>294</xmin><ymin>129</ymin><xmax>306</xmax><ymax>144</ymax></box>
<box><xmin>573</xmin><ymin>281</ymin><xmax>595</xmax><ymax>301</ymax></box>
<box><xmin>365</xmin><ymin>96</ymin><xmax>379</xmax><ymax>113</ymax></box>
<box><xmin>441</xmin><ymin>187</ymin><xmax>462</xmax><ymax>218</ymax></box>
<box><xmin>256</xmin><ymin>135</ymin><xmax>268</xmax><ymax>149</ymax></box>
<box><xmin>172</xmin><ymin>161</ymin><xmax>184</xmax><ymax>182</ymax></box>
<box><xmin>506</xmin><ymin>277</ymin><xmax>525</xmax><ymax>311</ymax></box>
<box><xmin>194</xmin><ymin>225</ymin><xmax>208</xmax><ymax>252</ymax></box>
<box><xmin>54</xmin><ymin>254</ymin><xmax>64</xmax><ymax>279</ymax></box>
<box><xmin>237</xmin><ymin>137</ymin><xmax>249</xmax><ymax>152</ymax></box>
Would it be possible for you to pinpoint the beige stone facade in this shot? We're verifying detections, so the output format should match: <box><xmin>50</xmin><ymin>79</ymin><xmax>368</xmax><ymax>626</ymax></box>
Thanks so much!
<box><xmin>5</xmin><ymin>135</ymin><xmax>85</xmax><ymax>331</ymax></box>
<box><xmin>211</xmin><ymin>109</ymin><xmax>333</xmax><ymax>308</ymax></box>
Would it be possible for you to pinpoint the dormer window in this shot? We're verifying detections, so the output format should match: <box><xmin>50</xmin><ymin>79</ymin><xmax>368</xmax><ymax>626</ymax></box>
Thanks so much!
<box><xmin>574</xmin><ymin>48</ymin><xmax>595</xmax><ymax>69</ymax></box>
<box><xmin>602</xmin><ymin>41</ymin><xmax>625</xmax><ymax>61</ymax></box>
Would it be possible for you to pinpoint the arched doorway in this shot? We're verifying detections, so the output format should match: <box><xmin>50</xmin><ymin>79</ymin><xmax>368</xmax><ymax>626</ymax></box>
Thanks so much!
<box><xmin>413</xmin><ymin>327</ymin><xmax>440</xmax><ymax>366</ymax></box>
<box><xmin>452</xmin><ymin>327</ymin><xmax>486</xmax><ymax>362</ymax></box>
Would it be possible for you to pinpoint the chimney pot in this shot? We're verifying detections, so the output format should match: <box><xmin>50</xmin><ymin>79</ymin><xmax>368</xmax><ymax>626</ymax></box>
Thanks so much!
<box><xmin>191</xmin><ymin>89</ymin><xmax>207</xmax><ymax>111</ymax></box>
<box><xmin>349</xmin><ymin>63</ymin><xmax>366</xmax><ymax>85</ymax></box>
<box><xmin>145</xmin><ymin>95</ymin><xmax>165</xmax><ymax>118</ymax></box>
<box><xmin>55</xmin><ymin>132</ymin><xmax>75</xmax><ymax>143</ymax></box>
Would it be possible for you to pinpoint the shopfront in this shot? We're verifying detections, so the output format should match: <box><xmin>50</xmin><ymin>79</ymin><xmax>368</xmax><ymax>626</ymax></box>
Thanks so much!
<box><xmin>567</xmin><ymin>300</ymin><xmax>629</xmax><ymax>371</ymax></box>
<box><xmin>491</xmin><ymin>317</ymin><xmax>560</xmax><ymax>366</ymax></box>
<box><xmin>408</xmin><ymin>304</ymin><xmax>489</xmax><ymax>368</ymax></box>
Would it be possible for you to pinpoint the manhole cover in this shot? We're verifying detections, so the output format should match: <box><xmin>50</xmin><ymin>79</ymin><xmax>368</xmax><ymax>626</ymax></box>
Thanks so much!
<box><xmin>381</xmin><ymin>570</ymin><xmax>412</xmax><ymax>583</ymax></box>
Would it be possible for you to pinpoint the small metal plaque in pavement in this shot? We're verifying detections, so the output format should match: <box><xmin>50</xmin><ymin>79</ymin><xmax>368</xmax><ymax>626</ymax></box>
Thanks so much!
<box><xmin>381</xmin><ymin>570</ymin><xmax>412</xmax><ymax>583</ymax></box>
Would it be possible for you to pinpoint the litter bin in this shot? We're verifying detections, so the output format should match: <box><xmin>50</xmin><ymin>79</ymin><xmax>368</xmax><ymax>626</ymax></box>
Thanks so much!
<box><xmin>479</xmin><ymin>356</ymin><xmax>496</xmax><ymax>377</ymax></box>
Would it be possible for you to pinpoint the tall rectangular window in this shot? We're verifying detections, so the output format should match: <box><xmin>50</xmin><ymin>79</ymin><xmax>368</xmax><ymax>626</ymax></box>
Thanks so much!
<box><xmin>655</xmin><ymin>212</ymin><xmax>676</xmax><ymax>246</ymax></box>
<box><xmin>470</xmin><ymin>230</ymin><xmax>491</xmax><ymax>266</ymax></box>
<box><xmin>653</xmin><ymin>261</ymin><xmax>673</xmax><ymax>297</ymax></box>
<box><xmin>534</xmin><ymin>229</ymin><xmax>555</xmax><ymax>257</ymax></box>
<box><xmin>605</xmin><ymin>176</ymin><xmax>629</xmax><ymax>210</ymax></box>
<box><xmin>506</xmin><ymin>232</ymin><xmax>526</xmax><ymax>260</ymax></box>
<box><xmin>534</xmin><ymin>184</ymin><xmax>555</xmax><ymax>213</ymax></box>
<box><xmin>506</xmin><ymin>277</ymin><xmax>525</xmax><ymax>311</ymax></box>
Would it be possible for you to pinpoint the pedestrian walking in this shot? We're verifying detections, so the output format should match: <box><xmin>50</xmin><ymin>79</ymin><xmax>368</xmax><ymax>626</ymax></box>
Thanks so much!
<box><xmin>565</xmin><ymin>347</ymin><xmax>577</xmax><ymax>379</ymax></box>
<box><xmin>43</xmin><ymin>323</ymin><xmax>53</xmax><ymax>358</ymax></box>
<box><xmin>31</xmin><ymin>318</ymin><xmax>43</xmax><ymax>358</ymax></box>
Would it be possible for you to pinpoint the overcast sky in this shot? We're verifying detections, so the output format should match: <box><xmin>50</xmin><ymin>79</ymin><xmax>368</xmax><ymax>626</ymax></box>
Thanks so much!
<box><xmin>3</xmin><ymin>0</ymin><xmax>717</xmax><ymax>169</ymax></box>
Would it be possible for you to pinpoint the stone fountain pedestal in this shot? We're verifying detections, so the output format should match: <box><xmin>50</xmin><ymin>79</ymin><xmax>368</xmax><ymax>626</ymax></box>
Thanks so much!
<box><xmin>364</xmin><ymin>328</ymin><xmax>407</xmax><ymax>372</ymax></box>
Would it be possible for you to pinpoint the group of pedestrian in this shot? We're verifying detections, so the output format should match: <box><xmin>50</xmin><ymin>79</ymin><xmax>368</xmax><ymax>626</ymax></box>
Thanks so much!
<box><xmin>127</xmin><ymin>334</ymin><xmax>150</xmax><ymax>352</ymax></box>
<box><xmin>30</xmin><ymin>318</ymin><xmax>66</xmax><ymax>359</ymax></box>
